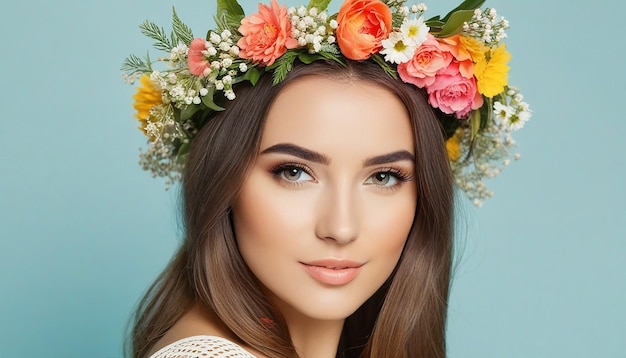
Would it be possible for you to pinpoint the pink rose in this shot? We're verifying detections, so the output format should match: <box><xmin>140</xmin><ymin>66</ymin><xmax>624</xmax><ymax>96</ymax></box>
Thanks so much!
<box><xmin>237</xmin><ymin>0</ymin><xmax>299</xmax><ymax>66</ymax></box>
<box><xmin>398</xmin><ymin>34</ymin><xmax>453</xmax><ymax>88</ymax></box>
<box><xmin>426</xmin><ymin>62</ymin><xmax>483</xmax><ymax>118</ymax></box>
<box><xmin>188</xmin><ymin>38</ymin><xmax>210</xmax><ymax>77</ymax></box>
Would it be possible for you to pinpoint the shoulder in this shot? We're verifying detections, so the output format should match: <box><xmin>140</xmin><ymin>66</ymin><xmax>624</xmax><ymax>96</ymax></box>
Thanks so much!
<box><xmin>148</xmin><ymin>335</ymin><xmax>257</xmax><ymax>358</ymax></box>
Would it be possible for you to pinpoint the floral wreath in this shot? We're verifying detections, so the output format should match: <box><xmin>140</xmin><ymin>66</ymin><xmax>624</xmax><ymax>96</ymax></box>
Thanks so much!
<box><xmin>122</xmin><ymin>0</ymin><xmax>531</xmax><ymax>206</ymax></box>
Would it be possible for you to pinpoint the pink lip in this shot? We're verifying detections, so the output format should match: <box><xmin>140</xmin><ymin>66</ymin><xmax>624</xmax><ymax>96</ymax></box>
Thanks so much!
<box><xmin>300</xmin><ymin>259</ymin><xmax>364</xmax><ymax>286</ymax></box>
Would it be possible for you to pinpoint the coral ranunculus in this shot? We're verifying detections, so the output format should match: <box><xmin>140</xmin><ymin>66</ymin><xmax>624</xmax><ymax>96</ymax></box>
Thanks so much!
<box><xmin>336</xmin><ymin>0</ymin><xmax>392</xmax><ymax>60</ymax></box>
<box><xmin>426</xmin><ymin>62</ymin><xmax>483</xmax><ymax>118</ymax></box>
<box><xmin>236</xmin><ymin>0</ymin><xmax>298</xmax><ymax>66</ymax></box>
<box><xmin>474</xmin><ymin>44</ymin><xmax>511</xmax><ymax>97</ymax></box>
<box><xmin>188</xmin><ymin>38</ymin><xmax>210</xmax><ymax>76</ymax></box>
<box><xmin>398</xmin><ymin>34</ymin><xmax>453</xmax><ymax>88</ymax></box>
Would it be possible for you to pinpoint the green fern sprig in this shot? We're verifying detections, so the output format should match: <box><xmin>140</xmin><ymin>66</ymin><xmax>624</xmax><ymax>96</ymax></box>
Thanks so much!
<box><xmin>121</xmin><ymin>53</ymin><xmax>152</xmax><ymax>74</ymax></box>
<box><xmin>172</xmin><ymin>8</ymin><xmax>194</xmax><ymax>46</ymax></box>
<box><xmin>268</xmin><ymin>50</ymin><xmax>300</xmax><ymax>85</ymax></box>
<box><xmin>371</xmin><ymin>54</ymin><xmax>398</xmax><ymax>80</ymax></box>
<box><xmin>140</xmin><ymin>20</ymin><xmax>174</xmax><ymax>52</ymax></box>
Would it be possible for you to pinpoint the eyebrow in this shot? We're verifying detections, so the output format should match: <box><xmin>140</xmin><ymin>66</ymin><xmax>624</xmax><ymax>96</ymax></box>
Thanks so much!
<box><xmin>260</xmin><ymin>143</ymin><xmax>415</xmax><ymax>166</ymax></box>
<box><xmin>260</xmin><ymin>143</ymin><xmax>330</xmax><ymax>165</ymax></box>
<box><xmin>363</xmin><ymin>150</ymin><xmax>415</xmax><ymax>166</ymax></box>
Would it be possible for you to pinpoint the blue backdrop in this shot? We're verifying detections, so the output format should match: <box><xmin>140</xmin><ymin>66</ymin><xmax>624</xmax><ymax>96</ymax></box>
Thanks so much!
<box><xmin>1</xmin><ymin>0</ymin><xmax>624</xmax><ymax>356</ymax></box>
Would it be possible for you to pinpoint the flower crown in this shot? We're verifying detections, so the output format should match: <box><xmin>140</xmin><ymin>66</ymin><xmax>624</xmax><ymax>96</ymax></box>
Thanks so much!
<box><xmin>122</xmin><ymin>0</ymin><xmax>531</xmax><ymax>206</ymax></box>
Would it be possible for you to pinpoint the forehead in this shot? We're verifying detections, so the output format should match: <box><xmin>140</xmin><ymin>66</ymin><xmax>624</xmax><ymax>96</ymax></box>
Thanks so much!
<box><xmin>261</xmin><ymin>76</ymin><xmax>414</xmax><ymax>156</ymax></box>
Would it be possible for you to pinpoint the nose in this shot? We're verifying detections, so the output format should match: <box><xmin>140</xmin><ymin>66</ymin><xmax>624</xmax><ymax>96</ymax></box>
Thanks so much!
<box><xmin>314</xmin><ymin>182</ymin><xmax>360</xmax><ymax>245</ymax></box>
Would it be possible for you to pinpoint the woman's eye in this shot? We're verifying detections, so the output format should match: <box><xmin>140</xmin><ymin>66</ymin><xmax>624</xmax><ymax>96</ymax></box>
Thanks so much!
<box><xmin>366</xmin><ymin>170</ymin><xmax>407</xmax><ymax>187</ymax></box>
<box><xmin>278</xmin><ymin>166</ymin><xmax>313</xmax><ymax>182</ymax></box>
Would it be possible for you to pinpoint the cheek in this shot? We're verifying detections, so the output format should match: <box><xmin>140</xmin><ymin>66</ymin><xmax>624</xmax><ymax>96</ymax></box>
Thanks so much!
<box><xmin>232</xmin><ymin>175</ymin><xmax>314</xmax><ymax>260</ymax></box>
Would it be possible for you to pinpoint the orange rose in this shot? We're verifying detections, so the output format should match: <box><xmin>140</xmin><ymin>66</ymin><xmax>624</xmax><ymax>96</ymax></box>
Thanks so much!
<box><xmin>336</xmin><ymin>0</ymin><xmax>392</xmax><ymax>60</ymax></box>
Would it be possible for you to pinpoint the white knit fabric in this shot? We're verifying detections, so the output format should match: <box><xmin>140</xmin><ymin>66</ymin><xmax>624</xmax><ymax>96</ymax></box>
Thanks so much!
<box><xmin>149</xmin><ymin>335</ymin><xmax>256</xmax><ymax>358</ymax></box>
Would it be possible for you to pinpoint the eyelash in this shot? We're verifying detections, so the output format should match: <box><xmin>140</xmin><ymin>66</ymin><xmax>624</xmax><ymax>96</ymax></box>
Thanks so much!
<box><xmin>270</xmin><ymin>162</ymin><xmax>315</xmax><ymax>186</ymax></box>
<box><xmin>366</xmin><ymin>167</ymin><xmax>413</xmax><ymax>191</ymax></box>
<box><xmin>269</xmin><ymin>162</ymin><xmax>413</xmax><ymax>190</ymax></box>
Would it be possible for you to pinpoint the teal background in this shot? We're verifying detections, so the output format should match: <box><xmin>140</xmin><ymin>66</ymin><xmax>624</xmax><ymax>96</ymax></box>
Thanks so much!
<box><xmin>1</xmin><ymin>0</ymin><xmax>624</xmax><ymax>356</ymax></box>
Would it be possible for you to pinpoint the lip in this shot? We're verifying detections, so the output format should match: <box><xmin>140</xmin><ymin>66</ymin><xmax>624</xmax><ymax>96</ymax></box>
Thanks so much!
<box><xmin>300</xmin><ymin>259</ymin><xmax>364</xmax><ymax>286</ymax></box>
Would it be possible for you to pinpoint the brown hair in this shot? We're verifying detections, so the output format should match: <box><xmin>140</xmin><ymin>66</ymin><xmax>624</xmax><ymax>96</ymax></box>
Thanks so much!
<box><xmin>128</xmin><ymin>60</ymin><xmax>454</xmax><ymax>358</ymax></box>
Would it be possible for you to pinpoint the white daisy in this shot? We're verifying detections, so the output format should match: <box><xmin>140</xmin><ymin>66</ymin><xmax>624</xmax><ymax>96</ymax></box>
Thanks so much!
<box><xmin>493</xmin><ymin>101</ymin><xmax>514</xmax><ymax>122</ymax></box>
<box><xmin>401</xmin><ymin>16</ymin><xmax>429</xmax><ymax>47</ymax></box>
<box><xmin>505</xmin><ymin>109</ymin><xmax>531</xmax><ymax>131</ymax></box>
<box><xmin>380</xmin><ymin>32</ymin><xmax>416</xmax><ymax>64</ymax></box>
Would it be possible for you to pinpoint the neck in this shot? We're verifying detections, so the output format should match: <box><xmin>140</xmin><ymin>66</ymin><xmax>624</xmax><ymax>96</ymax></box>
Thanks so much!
<box><xmin>287</xmin><ymin>317</ymin><xmax>344</xmax><ymax>358</ymax></box>
<box><xmin>274</xmin><ymin>302</ymin><xmax>344</xmax><ymax>358</ymax></box>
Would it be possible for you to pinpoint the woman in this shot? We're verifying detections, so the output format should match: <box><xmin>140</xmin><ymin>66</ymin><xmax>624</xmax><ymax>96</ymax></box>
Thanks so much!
<box><xmin>124</xmin><ymin>0</ymin><xmax>529</xmax><ymax>356</ymax></box>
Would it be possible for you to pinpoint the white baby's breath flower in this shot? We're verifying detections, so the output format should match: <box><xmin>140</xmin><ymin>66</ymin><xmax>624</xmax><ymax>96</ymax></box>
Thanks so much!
<box><xmin>209</xmin><ymin>32</ymin><xmax>221</xmax><ymax>44</ymax></box>
<box><xmin>199</xmin><ymin>88</ymin><xmax>209</xmax><ymax>96</ymax></box>
<box><xmin>329</xmin><ymin>19</ymin><xmax>338</xmax><ymax>29</ymax></box>
<box><xmin>309</xmin><ymin>7</ymin><xmax>318</xmax><ymax>17</ymax></box>
<box><xmin>192</xmin><ymin>96</ymin><xmax>201</xmax><ymax>104</ymax></box>
<box><xmin>215</xmin><ymin>81</ymin><xmax>224</xmax><ymax>90</ymax></box>
<box><xmin>225</xmin><ymin>90</ymin><xmax>236</xmax><ymax>100</ymax></box>
<box><xmin>401</xmin><ymin>16</ymin><xmax>429</xmax><ymax>47</ymax></box>
<box><xmin>219</xmin><ymin>42</ymin><xmax>231</xmax><ymax>52</ymax></box>
<box><xmin>327</xmin><ymin>35</ymin><xmax>336</xmax><ymax>44</ymax></box>
<box><xmin>380</xmin><ymin>32</ymin><xmax>416</xmax><ymax>64</ymax></box>
<box><xmin>221</xmin><ymin>29</ymin><xmax>232</xmax><ymax>40</ymax></box>
<box><xmin>206</xmin><ymin>46</ymin><xmax>217</xmax><ymax>56</ymax></box>
<box><xmin>297</xmin><ymin>6</ymin><xmax>307</xmax><ymax>17</ymax></box>
<box><xmin>222</xmin><ymin>58</ymin><xmax>233</xmax><ymax>67</ymax></box>
<box><xmin>239</xmin><ymin>63</ymin><xmax>248</xmax><ymax>72</ymax></box>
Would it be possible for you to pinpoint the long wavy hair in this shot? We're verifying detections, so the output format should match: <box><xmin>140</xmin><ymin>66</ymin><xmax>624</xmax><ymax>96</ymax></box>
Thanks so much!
<box><xmin>128</xmin><ymin>59</ymin><xmax>455</xmax><ymax>358</ymax></box>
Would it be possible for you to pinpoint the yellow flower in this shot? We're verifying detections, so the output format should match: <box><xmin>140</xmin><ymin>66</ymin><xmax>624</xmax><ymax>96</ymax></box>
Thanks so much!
<box><xmin>446</xmin><ymin>128</ymin><xmax>465</xmax><ymax>162</ymax></box>
<box><xmin>459</xmin><ymin>35</ymin><xmax>487</xmax><ymax>63</ymax></box>
<box><xmin>133</xmin><ymin>74</ymin><xmax>162</xmax><ymax>132</ymax></box>
<box><xmin>474</xmin><ymin>44</ymin><xmax>511</xmax><ymax>98</ymax></box>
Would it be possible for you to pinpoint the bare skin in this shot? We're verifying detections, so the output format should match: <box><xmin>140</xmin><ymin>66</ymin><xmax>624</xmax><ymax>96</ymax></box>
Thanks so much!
<box><xmin>149</xmin><ymin>76</ymin><xmax>416</xmax><ymax>358</ymax></box>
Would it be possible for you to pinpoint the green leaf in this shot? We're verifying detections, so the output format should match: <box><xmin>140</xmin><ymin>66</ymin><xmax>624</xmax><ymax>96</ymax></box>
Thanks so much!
<box><xmin>172</xmin><ymin>7</ymin><xmax>194</xmax><ymax>45</ymax></box>
<box><xmin>435</xmin><ymin>9</ymin><xmax>475</xmax><ymax>37</ymax></box>
<box><xmin>441</xmin><ymin>0</ymin><xmax>485</xmax><ymax>22</ymax></box>
<box><xmin>469</xmin><ymin>110</ymin><xmax>481</xmax><ymax>140</ymax></box>
<box><xmin>244</xmin><ymin>67</ymin><xmax>262</xmax><ymax>86</ymax></box>
<box><xmin>202</xmin><ymin>86</ymin><xmax>226</xmax><ymax>111</ymax></box>
<box><xmin>297</xmin><ymin>52</ymin><xmax>319</xmax><ymax>65</ymax></box>
<box><xmin>217</xmin><ymin>0</ymin><xmax>245</xmax><ymax>18</ymax></box>
<box><xmin>307</xmin><ymin>0</ymin><xmax>331</xmax><ymax>11</ymax></box>
<box><xmin>180</xmin><ymin>103</ymin><xmax>204</xmax><ymax>121</ymax></box>
<box><xmin>177</xmin><ymin>142</ymin><xmax>190</xmax><ymax>158</ymax></box>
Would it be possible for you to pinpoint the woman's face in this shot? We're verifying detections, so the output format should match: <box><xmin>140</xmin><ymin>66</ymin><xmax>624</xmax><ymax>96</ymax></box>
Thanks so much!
<box><xmin>232</xmin><ymin>76</ymin><xmax>417</xmax><ymax>324</ymax></box>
